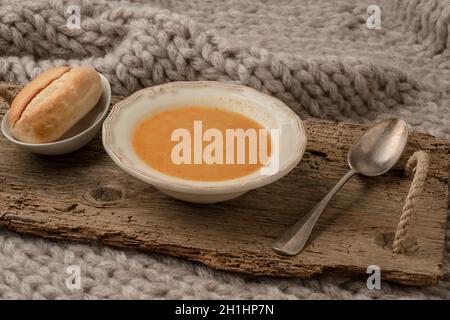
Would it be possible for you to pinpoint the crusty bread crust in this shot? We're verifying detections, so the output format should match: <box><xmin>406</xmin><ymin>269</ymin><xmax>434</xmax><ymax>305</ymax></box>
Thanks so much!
<box><xmin>9</xmin><ymin>67</ymin><xmax>102</xmax><ymax>143</ymax></box>
<box><xmin>8</xmin><ymin>67</ymin><xmax>71</xmax><ymax>127</ymax></box>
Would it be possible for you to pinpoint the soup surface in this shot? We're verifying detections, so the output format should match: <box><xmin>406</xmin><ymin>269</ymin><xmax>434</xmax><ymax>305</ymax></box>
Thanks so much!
<box><xmin>132</xmin><ymin>106</ymin><xmax>271</xmax><ymax>181</ymax></box>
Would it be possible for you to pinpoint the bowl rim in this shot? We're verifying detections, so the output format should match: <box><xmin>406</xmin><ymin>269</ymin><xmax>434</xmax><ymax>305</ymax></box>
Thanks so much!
<box><xmin>102</xmin><ymin>81</ymin><xmax>307</xmax><ymax>195</ymax></box>
<box><xmin>1</xmin><ymin>72</ymin><xmax>111</xmax><ymax>147</ymax></box>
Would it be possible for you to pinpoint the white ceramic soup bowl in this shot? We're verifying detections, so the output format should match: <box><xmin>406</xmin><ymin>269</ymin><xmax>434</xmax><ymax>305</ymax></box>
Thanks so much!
<box><xmin>103</xmin><ymin>81</ymin><xmax>307</xmax><ymax>203</ymax></box>
<box><xmin>1</xmin><ymin>73</ymin><xmax>111</xmax><ymax>155</ymax></box>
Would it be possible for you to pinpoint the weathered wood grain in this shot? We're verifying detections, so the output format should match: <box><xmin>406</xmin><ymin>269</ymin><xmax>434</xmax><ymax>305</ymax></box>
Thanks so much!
<box><xmin>0</xmin><ymin>84</ymin><xmax>448</xmax><ymax>285</ymax></box>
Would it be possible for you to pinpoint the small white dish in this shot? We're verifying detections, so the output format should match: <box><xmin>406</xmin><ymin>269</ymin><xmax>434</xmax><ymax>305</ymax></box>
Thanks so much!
<box><xmin>1</xmin><ymin>73</ymin><xmax>111</xmax><ymax>155</ymax></box>
<box><xmin>103</xmin><ymin>81</ymin><xmax>307</xmax><ymax>203</ymax></box>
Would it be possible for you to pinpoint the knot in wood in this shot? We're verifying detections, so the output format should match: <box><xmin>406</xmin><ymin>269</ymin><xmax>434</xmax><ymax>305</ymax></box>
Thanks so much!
<box><xmin>84</xmin><ymin>186</ymin><xmax>123</xmax><ymax>207</ymax></box>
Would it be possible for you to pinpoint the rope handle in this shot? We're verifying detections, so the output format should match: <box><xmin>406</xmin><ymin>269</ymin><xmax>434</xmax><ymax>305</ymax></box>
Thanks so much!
<box><xmin>0</xmin><ymin>85</ymin><xmax>14</xmax><ymax>106</ymax></box>
<box><xmin>392</xmin><ymin>150</ymin><xmax>430</xmax><ymax>254</ymax></box>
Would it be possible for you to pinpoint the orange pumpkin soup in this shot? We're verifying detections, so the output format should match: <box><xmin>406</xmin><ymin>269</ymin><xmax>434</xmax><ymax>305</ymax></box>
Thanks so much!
<box><xmin>132</xmin><ymin>107</ymin><xmax>271</xmax><ymax>181</ymax></box>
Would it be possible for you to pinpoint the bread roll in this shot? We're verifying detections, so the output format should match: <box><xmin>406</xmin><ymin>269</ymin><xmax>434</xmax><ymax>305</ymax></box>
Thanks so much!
<box><xmin>8</xmin><ymin>67</ymin><xmax>102</xmax><ymax>143</ymax></box>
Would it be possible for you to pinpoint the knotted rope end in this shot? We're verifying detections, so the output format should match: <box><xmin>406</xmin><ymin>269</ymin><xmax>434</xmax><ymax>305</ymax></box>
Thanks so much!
<box><xmin>392</xmin><ymin>150</ymin><xmax>429</xmax><ymax>254</ymax></box>
<box><xmin>372</xmin><ymin>150</ymin><xmax>429</xmax><ymax>254</ymax></box>
<box><xmin>0</xmin><ymin>85</ymin><xmax>14</xmax><ymax>106</ymax></box>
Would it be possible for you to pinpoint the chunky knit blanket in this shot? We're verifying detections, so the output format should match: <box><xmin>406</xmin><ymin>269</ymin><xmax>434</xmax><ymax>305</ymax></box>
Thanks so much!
<box><xmin>0</xmin><ymin>0</ymin><xmax>449</xmax><ymax>299</ymax></box>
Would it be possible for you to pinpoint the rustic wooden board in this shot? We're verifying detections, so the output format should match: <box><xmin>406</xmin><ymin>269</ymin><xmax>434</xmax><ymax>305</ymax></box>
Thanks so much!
<box><xmin>0</xmin><ymin>84</ymin><xmax>448</xmax><ymax>286</ymax></box>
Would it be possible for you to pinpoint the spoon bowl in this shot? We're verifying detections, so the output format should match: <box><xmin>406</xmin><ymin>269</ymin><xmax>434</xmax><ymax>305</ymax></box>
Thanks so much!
<box><xmin>349</xmin><ymin>119</ymin><xmax>408</xmax><ymax>176</ymax></box>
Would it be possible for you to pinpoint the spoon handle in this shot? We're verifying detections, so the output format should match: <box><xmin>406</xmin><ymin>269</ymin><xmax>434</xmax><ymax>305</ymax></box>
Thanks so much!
<box><xmin>272</xmin><ymin>169</ymin><xmax>357</xmax><ymax>256</ymax></box>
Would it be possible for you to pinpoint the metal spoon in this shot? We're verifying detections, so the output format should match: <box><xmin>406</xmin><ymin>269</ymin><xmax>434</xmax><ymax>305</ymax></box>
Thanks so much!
<box><xmin>272</xmin><ymin>118</ymin><xmax>409</xmax><ymax>256</ymax></box>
